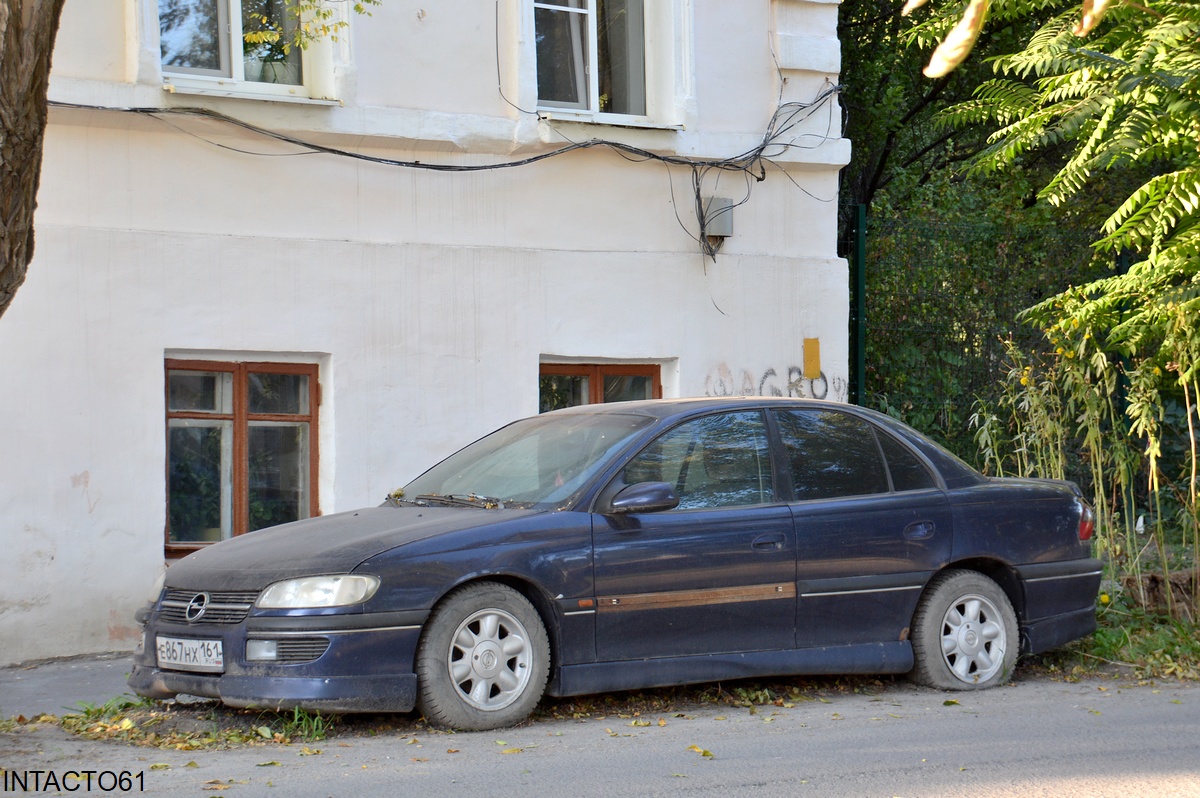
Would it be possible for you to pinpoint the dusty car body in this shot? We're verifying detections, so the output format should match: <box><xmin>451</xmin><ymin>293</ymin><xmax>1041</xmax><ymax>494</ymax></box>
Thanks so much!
<box><xmin>129</xmin><ymin>398</ymin><xmax>1102</xmax><ymax>730</ymax></box>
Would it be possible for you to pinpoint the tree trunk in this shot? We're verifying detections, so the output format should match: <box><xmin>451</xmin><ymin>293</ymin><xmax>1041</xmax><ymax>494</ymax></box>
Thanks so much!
<box><xmin>0</xmin><ymin>0</ymin><xmax>66</xmax><ymax>320</ymax></box>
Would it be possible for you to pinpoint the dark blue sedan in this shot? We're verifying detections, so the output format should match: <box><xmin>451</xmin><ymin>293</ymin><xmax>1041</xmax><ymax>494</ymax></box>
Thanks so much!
<box><xmin>129</xmin><ymin>398</ymin><xmax>1102</xmax><ymax>730</ymax></box>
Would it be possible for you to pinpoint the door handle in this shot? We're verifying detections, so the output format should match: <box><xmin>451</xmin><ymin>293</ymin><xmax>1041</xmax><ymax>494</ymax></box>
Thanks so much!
<box><xmin>752</xmin><ymin>533</ymin><xmax>785</xmax><ymax>551</ymax></box>
<box><xmin>904</xmin><ymin>521</ymin><xmax>936</xmax><ymax>540</ymax></box>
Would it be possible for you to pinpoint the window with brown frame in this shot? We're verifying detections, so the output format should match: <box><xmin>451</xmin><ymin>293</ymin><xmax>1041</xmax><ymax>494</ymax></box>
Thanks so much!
<box><xmin>165</xmin><ymin>359</ymin><xmax>319</xmax><ymax>554</ymax></box>
<box><xmin>539</xmin><ymin>363</ymin><xmax>662</xmax><ymax>412</ymax></box>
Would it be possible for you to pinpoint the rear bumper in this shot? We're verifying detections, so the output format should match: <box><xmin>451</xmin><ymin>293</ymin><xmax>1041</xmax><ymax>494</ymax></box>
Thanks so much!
<box><xmin>1016</xmin><ymin>558</ymin><xmax>1103</xmax><ymax>654</ymax></box>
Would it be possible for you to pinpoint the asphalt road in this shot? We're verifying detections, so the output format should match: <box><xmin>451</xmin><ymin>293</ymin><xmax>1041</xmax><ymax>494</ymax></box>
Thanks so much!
<box><xmin>3</xmin><ymin>673</ymin><xmax>1199</xmax><ymax>797</ymax></box>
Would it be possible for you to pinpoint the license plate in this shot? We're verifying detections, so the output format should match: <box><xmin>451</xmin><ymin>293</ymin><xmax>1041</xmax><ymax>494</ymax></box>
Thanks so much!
<box><xmin>156</xmin><ymin>636</ymin><xmax>224</xmax><ymax>673</ymax></box>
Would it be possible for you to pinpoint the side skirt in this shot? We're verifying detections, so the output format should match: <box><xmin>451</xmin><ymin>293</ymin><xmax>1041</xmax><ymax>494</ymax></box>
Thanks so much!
<box><xmin>548</xmin><ymin>642</ymin><xmax>914</xmax><ymax>698</ymax></box>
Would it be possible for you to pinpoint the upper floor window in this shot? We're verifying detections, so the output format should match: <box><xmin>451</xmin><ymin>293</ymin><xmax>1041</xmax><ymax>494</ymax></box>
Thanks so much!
<box><xmin>165</xmin><ymin>360</ymin><xmax>320</xmax><ymax>554</ymax></box>
<box><xmin>534</xmin><ymin>0</ymin><xmax>646</xmax><ymax>116</ymax></box>
<box><xmin>159</xmin><ymin>0</ymin><xmax>304</xmax><ymax>87</ymax></box>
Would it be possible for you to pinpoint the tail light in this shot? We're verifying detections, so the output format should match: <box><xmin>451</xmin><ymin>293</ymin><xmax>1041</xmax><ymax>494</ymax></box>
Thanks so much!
<box><xmin>1078</xmin><ymin>501</ymin><xmax>1096</xmax><ymax>541</ymax></box>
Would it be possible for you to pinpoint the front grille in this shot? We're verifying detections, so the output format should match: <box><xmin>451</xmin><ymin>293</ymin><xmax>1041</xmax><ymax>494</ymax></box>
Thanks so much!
<box><xmin>160</xmin><ymin>589</ymin><xmax>259</xmax><ymax>625</ymax></box>
<box><xmin>275</xmin><ymin>638</ymin><xmax>331</xmax><ymax>663</ymax></box>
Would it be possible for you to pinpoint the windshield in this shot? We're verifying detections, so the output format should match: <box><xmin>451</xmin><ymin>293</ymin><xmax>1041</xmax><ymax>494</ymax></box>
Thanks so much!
<box><xmin>401</xmin><ymin>412</ymin><xmax>655</xmax><ymax>510</ymax></box>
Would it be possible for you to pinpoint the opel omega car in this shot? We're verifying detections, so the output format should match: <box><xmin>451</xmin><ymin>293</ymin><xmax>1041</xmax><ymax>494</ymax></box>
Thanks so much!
<box><xmin>129</xmin><ymin>398</ymin><xmax>1102</xmax><ymax>730</ymax></box>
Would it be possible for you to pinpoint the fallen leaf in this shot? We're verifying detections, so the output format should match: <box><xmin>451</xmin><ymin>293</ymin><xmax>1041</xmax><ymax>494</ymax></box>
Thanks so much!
<box><xmin>299</xmin><ymin>747</ymin><xmax>322</xmax><ymax>756</ymax></box>
<box><xmin>256</xmin><ymin>726</ymin><xmax>274</xmax><ymax>739</ymax></box>
<box><xmin>687</xmin><ymin>745</ymin><xmax>714</xmax><ymax>758</ymax></box>
<box><xmin>411</xmin><ymin>757</ymin><xmax>429</xmax><ymax>762</ymax></box>
<box><xmin>657</xmin><ymin>719</ymin><xmax>667</xmax><ymax>727</ymax></box>
<box><xmin>631</xmin><ymin>719</ymin><xmax>650</xmax><ymax>727</ymax></box>
<box><xmin>256</xmin><ymin>761</ymin><xmax>281</xmax><ymax>767</ymax></box>
<box><xmin>501</xmin><ymin>748</ymin><xmax>523</xmax><ymax>755</ymax></box>
<box><xmin>714</xmin><ymin>716</ymin><xmax>727</xmax><ymax>721</ymax></box>
<box><xmin>943</xmin><ymin>700</ymin><xmax>960</xmax><ymax>707</ymax></box>
<box><xmin>185</xmin><ymin>761</ymin><xmax>200</xmax><ymax>768</ymax></box>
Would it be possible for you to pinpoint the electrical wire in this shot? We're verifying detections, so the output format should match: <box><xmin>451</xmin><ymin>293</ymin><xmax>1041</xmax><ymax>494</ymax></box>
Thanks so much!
<box><xmin>49</xmin><ymin>81</ymin><xmax>842</xmax><ymax>260</ymax></box>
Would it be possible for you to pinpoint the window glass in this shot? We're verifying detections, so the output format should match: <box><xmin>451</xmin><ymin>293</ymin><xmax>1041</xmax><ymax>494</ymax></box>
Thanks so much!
<box><xmin>159</xmin><ymin>0</ymin><xmax>225</xmax><ymax>72</ymax></box>
<box><xmin>249</xmin><ymin>372</ymin><xmax>308</xmax><ymax>414</ymax></box>
<box><xmin>168</xmin><ymin>371</ymin><xmax>232</xmax><ymax>413</ymax></box>
<box><xmin>535</xmin><ymin>2</ymin><xmax>588</xmax><ymax>108</ymax></box>
<box><xmin>878</xmin><ymin>433</ymin><xmax>938</xmax><ymax>492</ymax></box>
<box><xmin>603</xmin><ymin>374</ymin><xmax>652</xmax><ymax>403</ymax></box>
<box><xmin>540</xmin><ymin>375</ymin><xmax>590</xmax><ymax>412</ymax></box>
<box><xmin>249</xmin><ymin>422</ymin><xmax>310</xmax><ymax>531</ymax></box>
<box><xmin>403</xmin><ymin>413</ymin><xmax>653</xmax><ymax>508</ymax></box>
<box><xmin>534</xmin><ymin>0</ymin><xmax>646</xmax><ymax>115</ymax></box>
<box><xmin>597</xmin><ymin>0</ymin><xmax>645</xmax><ymax>114</ymax></box>
<box><xmin>775</xmin><ymin>410</ymin><xmax>889</xmax><ymax>501</ymax></box>
<box><xmin>168</xmin><ymin>420</ymin><xmax>233</xmax><ymax>541</ymax></box>
<box><xmin>159</xmin><ymin>0</ymin><xmax>302</xmax><ymax>84</ymax></box>
<box><xmin>623</xmin><ymin>412</ymin><xmax>774</xmax><ymax>509</ymax></box>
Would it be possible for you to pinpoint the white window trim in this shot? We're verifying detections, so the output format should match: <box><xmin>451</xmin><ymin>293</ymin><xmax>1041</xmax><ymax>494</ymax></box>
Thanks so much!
<box><xmin>526</xmin><ymin>0</ymin><xmax>688</xmax><ymax>129</ymax></box>
<box><xmin>156</xmin><ymin>0</ymin><xmax>340</xmax><ymax>103</ymax></box>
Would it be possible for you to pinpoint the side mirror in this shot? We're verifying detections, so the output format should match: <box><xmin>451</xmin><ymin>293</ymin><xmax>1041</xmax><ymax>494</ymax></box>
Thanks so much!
<box><xmin>607</xmin><ymin>481</ymin><xmax>680</xmax><ymax>515</ymax></box>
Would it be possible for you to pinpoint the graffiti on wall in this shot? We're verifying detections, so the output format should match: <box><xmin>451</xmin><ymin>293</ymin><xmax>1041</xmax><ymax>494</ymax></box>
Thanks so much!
<box><xmin>704</xmin><ymin>363</ymin><xmax>848</xmax><ymax>403</ymax></box>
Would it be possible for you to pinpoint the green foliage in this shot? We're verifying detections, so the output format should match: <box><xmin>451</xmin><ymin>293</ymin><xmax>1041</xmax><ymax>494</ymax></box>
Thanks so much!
<box><xmin>269</xmin><ymin>707</ymin><xmax>333</xmax><ymax>742</ymax></box>
<box><xmin>1083</xmin><ymin>597</ymin><xmax>1200</xmax><ymax>679</ymax></box>
<box><xmin>862</xmin><ymin>169</ymin><xmax>1111</xmax><ymax>458</ymax></box>
<box><xmin>243</xmin><ymin>0</ymin><xmax>381</xmax><ymax>57</ymax></box>
<box><xmin>890</xmin><ymin>0</ymin><xmax>1200</xmax><ymax>617</ymax></box>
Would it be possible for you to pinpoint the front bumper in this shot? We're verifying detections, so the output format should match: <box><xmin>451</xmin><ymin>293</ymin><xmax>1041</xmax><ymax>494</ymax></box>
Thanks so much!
<box><xmin>128</xmin><ymin>609</ymin><xmax>427</xmax><ymax>714</ymax></box>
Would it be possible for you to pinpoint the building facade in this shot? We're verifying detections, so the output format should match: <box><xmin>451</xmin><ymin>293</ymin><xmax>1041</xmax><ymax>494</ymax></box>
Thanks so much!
<box><xmin>0</xmin><ymin>0</ymin><xmax>849</xmax><ymax>664</ymax></box>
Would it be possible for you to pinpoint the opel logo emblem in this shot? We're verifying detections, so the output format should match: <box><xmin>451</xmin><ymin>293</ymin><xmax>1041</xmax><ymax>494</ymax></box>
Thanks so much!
<box><xmin>184</xmin><ymin>592</ymin><xmax>210</xmax><ymax>623</ymax></box>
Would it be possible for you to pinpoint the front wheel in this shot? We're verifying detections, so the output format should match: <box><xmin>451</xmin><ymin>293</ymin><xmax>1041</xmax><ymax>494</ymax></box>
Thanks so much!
<box><xmin>415</xmin><ymin>582</ymin><xmax>550</xmax><ymax>730</ymax></box>
<box><xmin>909</xmin><ymin>570</ymin><xmax>1018</xmax><ymax>690</ymax></box>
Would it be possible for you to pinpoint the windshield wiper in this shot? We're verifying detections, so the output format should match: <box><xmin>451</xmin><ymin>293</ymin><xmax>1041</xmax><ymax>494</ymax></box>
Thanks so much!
<box><xmin>415</xmin><ymin>493</ymin><xmax>507</xmax><ymax>510</ymax></box>
<box><xmin>384</xmin><ymin>490</ymin><xmax>426</xmax><ymax>508</ymax></box>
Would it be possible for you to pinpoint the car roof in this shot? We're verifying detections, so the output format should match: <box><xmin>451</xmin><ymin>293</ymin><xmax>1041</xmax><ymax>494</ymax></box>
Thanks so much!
<box><xmin>546</xmin><ymin>396</ymin><xmax>849</xmax><ymax>420</ymax></box>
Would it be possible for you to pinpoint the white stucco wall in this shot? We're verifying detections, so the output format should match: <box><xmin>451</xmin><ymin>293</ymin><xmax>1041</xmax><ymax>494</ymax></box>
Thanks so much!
<box><xmin>0</xmin><ymin>0</ymin><xmax>849</xmax><ymax>665</ymax></box>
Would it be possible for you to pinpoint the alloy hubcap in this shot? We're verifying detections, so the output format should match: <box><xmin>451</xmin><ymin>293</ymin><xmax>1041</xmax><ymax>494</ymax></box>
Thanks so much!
<box><xmin>940</xmin><ymin>594</ymin><xmax>1006</xmax><ymax>684</ymax></box>
<box><xmin>448</xmin><ymin>608</ymin><xmax>532</xmax><ymax>711</ymax></box>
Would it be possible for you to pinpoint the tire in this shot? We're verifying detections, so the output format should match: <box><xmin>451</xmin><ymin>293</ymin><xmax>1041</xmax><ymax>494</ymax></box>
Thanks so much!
<box><xmin>415</xmin><ymin>582</ymin><xmax>550</xmax><ymax>731</ymax></box>
<box><xmin>909</xmin><ymin>570</ymin><xmax>1018</xmax><ymax>690</ymax></box>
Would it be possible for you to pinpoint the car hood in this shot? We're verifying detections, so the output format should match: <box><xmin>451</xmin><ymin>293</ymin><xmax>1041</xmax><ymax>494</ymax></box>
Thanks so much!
<box><xmin>165</xmin><ymin>506</ymin><xmax>542</xmax><ymax>591</ymax></box>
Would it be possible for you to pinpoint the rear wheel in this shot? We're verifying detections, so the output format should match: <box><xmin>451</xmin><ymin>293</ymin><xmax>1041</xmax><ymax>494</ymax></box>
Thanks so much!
<box><xmin>415</xmin><ymin>582</ymin><xmax>550</xmax><ymax>730</ymax></box>
<box><xmin>910</xmin><ymin>570</ymin><xmax>1018</xmax><ymax>690</ymax></box>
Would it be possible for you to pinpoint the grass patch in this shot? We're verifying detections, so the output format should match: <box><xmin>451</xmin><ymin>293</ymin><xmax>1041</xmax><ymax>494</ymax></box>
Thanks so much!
<box><xmin>52</xmin><ymin>696</ymin><xmax>340</xmax><ymax>749</ymax></box>
<box><xmin>1028</xmin><ymin>599</ymin><xmax>1200</xmax><ymax>681</ymax></box>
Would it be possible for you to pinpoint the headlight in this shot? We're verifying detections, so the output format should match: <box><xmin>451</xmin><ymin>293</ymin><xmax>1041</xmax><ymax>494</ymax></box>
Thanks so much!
<box><xmin>256</xmin><ymin>575</ymin><xmax>380</xmax><ymax>609</ymax></box>
<box><xmin>148</xmin><ymin>572</ymin><xmax>166</xmax><ymax>604</ymax></box>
